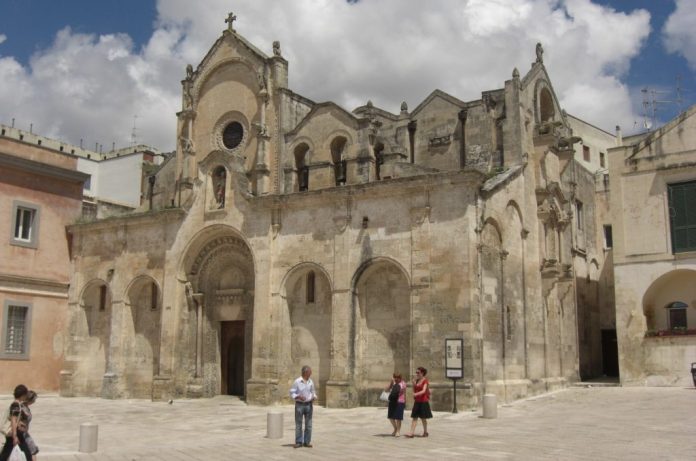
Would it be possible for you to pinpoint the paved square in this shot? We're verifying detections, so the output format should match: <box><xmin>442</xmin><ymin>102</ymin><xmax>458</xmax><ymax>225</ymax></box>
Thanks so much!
<box><xmin>2</xmin><ymin>387</ymin><xmax>694</xmax><ymax>460</ymax></box>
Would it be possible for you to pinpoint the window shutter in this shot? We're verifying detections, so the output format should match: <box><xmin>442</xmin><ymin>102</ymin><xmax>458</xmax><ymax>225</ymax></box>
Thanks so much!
<box><xmin>669</xmin><ymin>181</ymin><xmax>696</xmax><ymax>252</ymax></box>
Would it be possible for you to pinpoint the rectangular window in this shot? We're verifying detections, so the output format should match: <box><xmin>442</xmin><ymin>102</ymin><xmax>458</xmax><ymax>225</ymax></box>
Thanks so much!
<box><xmin>600</xmin><ymin>152</ymin><xmax>606</xmax><ymax>168</ymax></box>
<box><xmin>668</xmin><ymin>180</ymin><xmax>696</xmax><ymax>253</ymax></box>
<box><xmin>576</xmin><ymin>201</ymin><xmax>584</xmax><ymax>231</ymax></box>
<box><xmin>603</xmin><ymin>225</ymin><xmax>613</xmax><ymax>249</ymax></box>
<box><xmin>10</xmin><ymin>201</ymin><xmax>40</xmax><ymax>249</ymax></box>
<box><xmin>1</xmin><ymin>301</ymin><xmax>32</xmax><ymax>360</ymax></box>
<box><xmin>583</xmin><ymin>145</ymin><xmax>590</xmax><ymax>162</ymax></box>
<box><xmin>99</xmin><ymin>285</ymin><xmax>107</xmax><ymax>311</ymax></box>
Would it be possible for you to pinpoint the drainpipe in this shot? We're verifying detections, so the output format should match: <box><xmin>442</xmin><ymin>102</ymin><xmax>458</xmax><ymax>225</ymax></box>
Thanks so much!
<box><xmin>458</xmin><ymin>109</ymin><xmax>468</xmax><ymax>168</ymax></box>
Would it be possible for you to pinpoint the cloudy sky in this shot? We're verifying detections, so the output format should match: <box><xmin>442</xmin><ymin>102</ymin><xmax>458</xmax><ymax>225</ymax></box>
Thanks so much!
<box><xmin>1</xmin><ymin>0</ymin><xmax>695</xmax><ymax>152</ymax></box>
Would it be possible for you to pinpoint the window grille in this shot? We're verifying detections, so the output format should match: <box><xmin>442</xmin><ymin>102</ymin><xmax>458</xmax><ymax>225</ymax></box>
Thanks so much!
<box><xmin>5</xmin><ymin>305</ymin><xmax>28</xmax><ymax>355</ymax></box>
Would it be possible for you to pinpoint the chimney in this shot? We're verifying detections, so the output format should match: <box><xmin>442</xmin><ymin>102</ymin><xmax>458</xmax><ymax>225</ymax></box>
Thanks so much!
<box><xmin>615</xmin><ymin>125</ymin><xmax>622</xmax><ymax>147</ymax></box>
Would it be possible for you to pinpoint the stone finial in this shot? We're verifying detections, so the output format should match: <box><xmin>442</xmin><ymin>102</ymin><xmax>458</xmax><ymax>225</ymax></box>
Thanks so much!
<box><xmin>225</xmin><ymin>12</ymin><xmax>237</xmax><ymax>32</ymax></box>
<box><xmin>512</xmin><ymin>67</ymin><xmax>520</xmax><ymax>79</ymax></box>
<box><xmin>366</xmin><ymin>100</ymin><xmax>373</xmax><ymax>108</ymax></box>
<box><xmin>186</xmin><ymin>64</ymin><xmax>193</xmax><ymax>80</ymax></box>
<box><xmin>535</xmin><ymin>42</ymin><xmax>543</xmax><ymax>63</ymax></box>
<box><xmin>400</xmin><ymin>101</ymin><xmax>408</xmax><ymax>113</ymax></box>
<box><xmin>272</xmin><ymin>40</ymin><xmax>281</xmax><ymax>57</ymax></box>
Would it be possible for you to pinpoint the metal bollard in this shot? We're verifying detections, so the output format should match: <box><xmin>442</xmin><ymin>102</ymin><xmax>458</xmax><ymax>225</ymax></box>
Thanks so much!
<box><xmin>482</xmin><ymin>394</ymin><xmax>497</xmax><ymax>419</ymax></box>
<box><xmin>267</xmin><ymin>411</ymin><xmax>283</xmax><ymax>439</ymax></box>
<box><xmin>79</xmin><ymin>422</ymin><xmax>98</xmax><ymax>453</ymax></box>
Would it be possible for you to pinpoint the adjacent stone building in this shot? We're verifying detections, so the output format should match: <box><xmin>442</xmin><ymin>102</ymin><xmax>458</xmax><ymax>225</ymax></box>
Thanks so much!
<box><xmin>60</xmin><ymin>17</ymin><xmax>612</xmax><ymax>409</ymax></box>
<box><xmin>608</xmin><ymin>104</ymin><xmax>696</xmax><ymax>387</ymax></box>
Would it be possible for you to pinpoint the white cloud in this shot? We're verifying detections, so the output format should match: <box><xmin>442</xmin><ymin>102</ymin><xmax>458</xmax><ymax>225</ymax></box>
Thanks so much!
<box><xmin>0</xmin><ymin>0</ymin><xmax>652</xmax><ymax>151</ymax></box>
<box><xmin>0</xmin><ymin>34</ymin><xmax>6</xmax><ymax>45</ymax></box>
<box><xmin>663</xmin><ymin>0</ymin><xmax>696</xmax><ymax>70</ymax></box>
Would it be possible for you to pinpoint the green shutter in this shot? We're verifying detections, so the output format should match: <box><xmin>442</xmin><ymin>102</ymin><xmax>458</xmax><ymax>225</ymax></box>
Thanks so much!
<box><xmin>669</xmin><ymin>181</ymin><xmax>696</xmax><ymax>253</ymax></box>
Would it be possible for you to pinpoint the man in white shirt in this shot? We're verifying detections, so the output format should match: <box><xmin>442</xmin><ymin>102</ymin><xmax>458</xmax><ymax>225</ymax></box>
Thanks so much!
<box><xmin>289</xmin><ymin>365</ymin><xmax>317</xmax><ymax>448</ymax></box>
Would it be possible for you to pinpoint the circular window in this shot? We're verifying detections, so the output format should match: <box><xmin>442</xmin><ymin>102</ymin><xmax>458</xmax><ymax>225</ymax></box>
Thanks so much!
<box><xmin>222</xmin><ymin>122</ymin><xmax>244</xmax><ymax>150</ymax></box>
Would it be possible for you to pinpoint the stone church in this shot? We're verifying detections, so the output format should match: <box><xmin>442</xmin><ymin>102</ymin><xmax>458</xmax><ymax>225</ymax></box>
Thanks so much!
<box><xmin>61</xmin><ymin>15</ymin><xmax>608</xmax><ymax>409</ymax></box>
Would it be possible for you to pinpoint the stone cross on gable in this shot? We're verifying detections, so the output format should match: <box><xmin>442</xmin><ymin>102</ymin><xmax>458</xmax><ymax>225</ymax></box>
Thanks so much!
<box><xmin>225</xmin><ymin>12</ymin><xmax>237</xmax><ymax>32</ymax></box>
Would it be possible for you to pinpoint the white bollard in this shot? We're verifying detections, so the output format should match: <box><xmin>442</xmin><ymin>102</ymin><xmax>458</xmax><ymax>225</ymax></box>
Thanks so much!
<box><xmin>267</xmin><ymin>411</ymin><xmax>283</xmax><ymax>439</ymax></box>
<box><xmin>79</xmin><ymin>422</ymin><xmax>98</xmax><ymax>453</ymax></box>
<box><xmin>482</xmin><ymin>394</ymin><xmax>497</xmax><ymax>419</ymax></box>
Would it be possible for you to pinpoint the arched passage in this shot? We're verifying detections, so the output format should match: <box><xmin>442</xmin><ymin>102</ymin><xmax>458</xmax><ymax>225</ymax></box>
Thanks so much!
<box><xmin>280</xmin><ymin>263</ymin><xmax>333</xmax><ymax>403</ymax></box>
<box><xmin>642</xmin><ymin>270</ymin><xmax>696</xmax><ymax>332</ymax></box>
<box><xmin>76</xmin><ymin>279</ymin><xmax>112</xmax><ymax>396</ymax></box>
<box><xmin>123</xmin><ymin>275</ymin><xmax>161</xmax><ymax>398</ymax></box>
<box><xmin>353</xmin><ymin>258</ymin><xmax>411</xmax><ymax>401</ymax></box>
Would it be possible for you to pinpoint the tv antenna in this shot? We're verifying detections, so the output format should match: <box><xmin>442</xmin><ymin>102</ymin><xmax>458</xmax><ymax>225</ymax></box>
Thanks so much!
<box><xmin>130</xmin><ymin>115</ymin><xmax>138</xmax><ymax>147</ymax></box>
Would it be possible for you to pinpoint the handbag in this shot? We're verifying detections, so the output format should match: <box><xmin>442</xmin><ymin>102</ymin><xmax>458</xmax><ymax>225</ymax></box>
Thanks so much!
<box><xmin>379</xmin><ymin>390</ymin><xmax>389</xmax><ymax>402</ymax></box>
<box><xmin>9</xmin><ymin>445</ymin><xmax>27</xmax><ymax>461</ymax></box>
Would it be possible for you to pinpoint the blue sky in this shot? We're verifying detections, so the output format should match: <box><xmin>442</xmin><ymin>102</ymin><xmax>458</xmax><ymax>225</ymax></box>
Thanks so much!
<box><xmin>1</xmin><ymin>0</ymin><xmax>694</xmax><ymax>151</ymax></box>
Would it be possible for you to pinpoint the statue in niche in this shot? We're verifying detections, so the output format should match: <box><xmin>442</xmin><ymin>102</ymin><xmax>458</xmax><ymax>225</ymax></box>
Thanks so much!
<box><xmin>273</xmin><ymin>40</ymin><xmax>281</xmax><ymax>57</ymax></box>
<box><xmin>213</xmin><ymin>168</ymin><xmax>227</xmax><ymax>209</ymax></box>
<box><xmin>186</xmin><ymin>64</ymin><xmax>194</xmax><ymax>80</ymax></box>
<box><xmin>182</xmin><ymin>64</ymin><xmax>194</xmax><ymax>110</ymax></box>
<box><xmin>179</xmin><ymin>135</ymin><xmax>194</xmax><ymax>155</ymax></box>
<box><xmin>536</xmin><ymin>42</ymin><xmax>544</xmax><ymax>64</ymax></box>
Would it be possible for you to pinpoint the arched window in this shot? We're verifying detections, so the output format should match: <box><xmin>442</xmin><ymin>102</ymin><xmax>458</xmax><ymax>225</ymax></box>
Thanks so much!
<box><xmin>330</xmin><ymin>137</ymin><xmax>347</xmax><ymax>186</ymax></box>
<box><xmin>306</xmin><ymin>271</ymin><xmax>315</xmax><ymax>304</ymax></box>
<box><xmin>666</xmin><ymin>301</ymin><xmax>688</xmax><ymax>330</ymax></box>
<box><xmin>294</xmin><ymin>144</ymin><xmax>310</xmax><ymax>192</ymax></box>
<box><xmin>539</xmin><ymin>88</ymin><xmax>554</xmax><ymax>123</ymax></box>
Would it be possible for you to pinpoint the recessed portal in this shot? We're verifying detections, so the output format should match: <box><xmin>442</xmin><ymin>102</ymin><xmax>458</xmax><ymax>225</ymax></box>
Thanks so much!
<box><xmin>221</xmin><ymin>320</ymin><xmax>245</xmax><ymax>396</ymax></box>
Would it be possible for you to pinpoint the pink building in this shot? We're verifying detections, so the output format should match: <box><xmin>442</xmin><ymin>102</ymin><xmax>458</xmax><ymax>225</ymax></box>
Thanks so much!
<box><xmin>0</xmin><ymin>132</ymin><xmax>88</xmax><ymax>392</ymax></box>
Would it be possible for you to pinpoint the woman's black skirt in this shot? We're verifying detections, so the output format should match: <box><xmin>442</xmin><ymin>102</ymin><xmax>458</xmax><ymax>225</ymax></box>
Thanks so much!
<box><xmin>387</xmin><ymin>401</ymin><xmax>405</xmax><ymax>420</ymax></box>
<box><xmin>410</xmin><ymin>401</ymin><xmax>433</xmax><ymax>419</ymax></box>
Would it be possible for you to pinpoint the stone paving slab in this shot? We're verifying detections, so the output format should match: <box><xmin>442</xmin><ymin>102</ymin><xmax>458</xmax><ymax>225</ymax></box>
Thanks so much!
<box><xmin>1</xmin><ymin>387</ymin><xmax>694</xmax><ymax>460</ymax></box>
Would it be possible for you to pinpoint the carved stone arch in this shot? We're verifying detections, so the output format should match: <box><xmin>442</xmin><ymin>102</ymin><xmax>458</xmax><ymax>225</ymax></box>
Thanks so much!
<box><xmin>506</xmin><ymin>199</ymin><xmax>524</xmax><ymax>228</ymax></box>
<box><xmin>326</xmin><ymin>130</ymin><xmax>354</xmax><ymax>159</ymax></box>
<box><xmin>533</xmin><ymin>79</ymin><xmax>561</xmax><ymax>125</ymax></box>
<box><xmin>124</xmin><ymin>274</ymin><xmax>162</xmax><ymax>309</ymax></box>
<box><xmin>179</xmin><ymin>224</ymin><xmax>256</xmax><ymax>284</ymax></box>
<box><xmin>327</xmin><ymin>131</ymin><xmax>352</xmax><ymax>186</ymax></box>
<box><xmin>351</xmin><ymin>256</ymin><xmax>411</xmax><ymax>293</ymax></box>
<box><xmin>279</xmin><ymin>261</ymin><xmax>334</xmax><ymax>298</ymax></box>
<box><xmin>480</xmin><ymin>217</ymin><xmax>503</xmax><ymax>249</ymax></box>
<box><xmin>193</xmin><ymin>57</ymin><xmax>260</xmax><ymax>108</ymax></box>
<box><xmin>288</xmin><ymin>138</ymin><xmax>315</xmax><ymax>166</ymax></box>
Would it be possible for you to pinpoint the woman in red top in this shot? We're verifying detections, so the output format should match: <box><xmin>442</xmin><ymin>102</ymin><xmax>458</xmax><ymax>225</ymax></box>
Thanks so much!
<box><xmin>405</xmin><ymin>366</ymin><xmax>432</xmax><ymax>438</ymax></box>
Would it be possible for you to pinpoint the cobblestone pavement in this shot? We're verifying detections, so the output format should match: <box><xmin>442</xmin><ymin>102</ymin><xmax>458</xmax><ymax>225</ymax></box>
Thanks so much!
<box><xmin>1</xmin><ymin>386</ymin><xmax>694</xmax><ymax>460</ymax></box>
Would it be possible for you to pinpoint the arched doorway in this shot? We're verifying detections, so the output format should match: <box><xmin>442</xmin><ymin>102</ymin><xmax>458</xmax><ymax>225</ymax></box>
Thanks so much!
<box><xmin>183</xmin><ymin>230</ymin><xmax>255</xmax><ymax>397</ymax></box>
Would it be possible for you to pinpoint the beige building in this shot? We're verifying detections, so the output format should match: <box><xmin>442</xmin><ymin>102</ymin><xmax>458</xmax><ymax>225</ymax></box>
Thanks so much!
<box><xmin>0</xmin><ymin>129</ymin><xmax>88</xmax><ymax>392</ymax></box>
<box><xmin>608</xmin><ymin>104</ymin><xmax>696</xmax><ymax>387</ymax></box>
<box><xmin>60</xmin><ymin>17</ymin><xmax>612</xmax><ymax>409</ymax></box>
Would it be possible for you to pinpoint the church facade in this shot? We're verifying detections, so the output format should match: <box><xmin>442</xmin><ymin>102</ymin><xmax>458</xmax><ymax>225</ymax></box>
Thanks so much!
<box><xmin>60</xmin><ymin>16</ymin><xmax>608</xmax><ymax>409</ymax></box>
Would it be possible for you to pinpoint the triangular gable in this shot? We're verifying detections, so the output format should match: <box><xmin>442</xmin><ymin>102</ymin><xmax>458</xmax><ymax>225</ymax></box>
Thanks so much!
<box><xmin>521</xmin><ymin>62</ymin><xmax>568</xmax><ymax>126</ymax></box>
<box><xmin>195</xmin><ymin>30</ymin><xmax>271</xmax><ymax>76</ymax></box>
<box><xmin>410</xmin><ymin>89</ymin><xmax>467</xmax><ymax>118</ymax></box>
<box><xmin>286</xmin><ymin>102</ymin><xmax>363</xmax><ymax>137</ymax></box>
